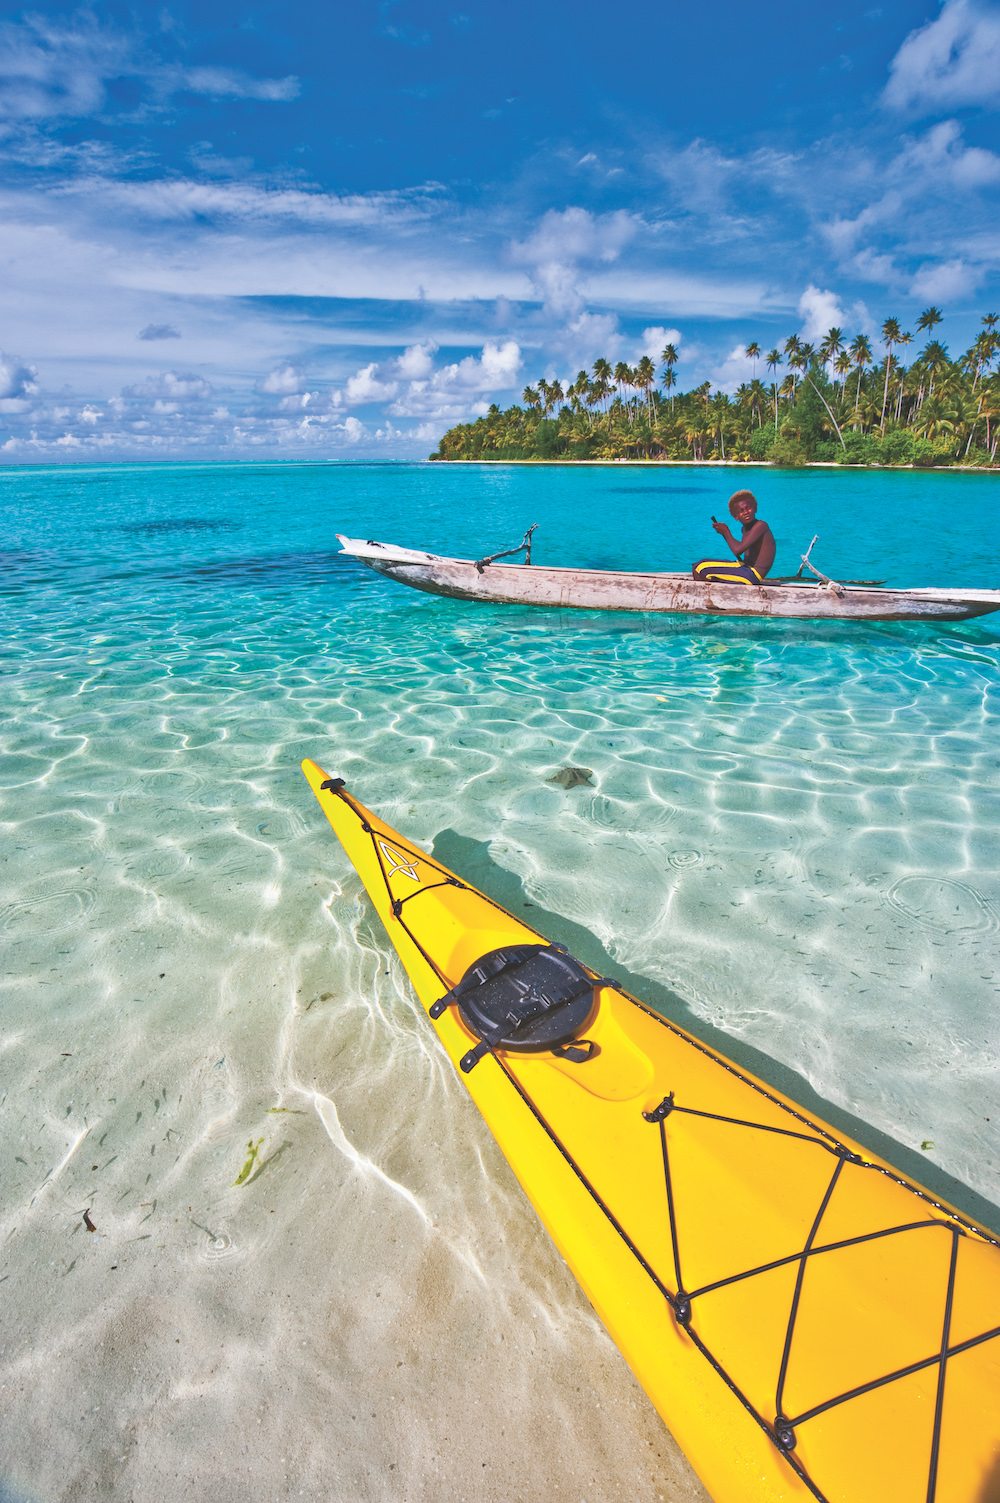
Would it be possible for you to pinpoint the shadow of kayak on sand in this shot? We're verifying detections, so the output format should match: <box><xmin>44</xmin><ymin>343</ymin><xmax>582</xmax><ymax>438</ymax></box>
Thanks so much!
<box><xmin>432</xmin><ymin>826</ymin><xmax>1000</xmax><ymax>1239</ymax></box>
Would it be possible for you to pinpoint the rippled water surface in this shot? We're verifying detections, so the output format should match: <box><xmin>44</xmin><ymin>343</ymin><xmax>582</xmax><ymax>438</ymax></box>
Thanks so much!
<box><xmin>2</xmin><ymin>460</ymin><xmax>999</xmax><ymax>1503</ymax></box>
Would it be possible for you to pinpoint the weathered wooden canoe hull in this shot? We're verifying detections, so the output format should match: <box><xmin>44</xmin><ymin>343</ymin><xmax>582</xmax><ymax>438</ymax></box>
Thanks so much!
<box><xmin>338</xmin><ymin>537</ymin><xmax>1000</xmax><ymax>621</ymax></box>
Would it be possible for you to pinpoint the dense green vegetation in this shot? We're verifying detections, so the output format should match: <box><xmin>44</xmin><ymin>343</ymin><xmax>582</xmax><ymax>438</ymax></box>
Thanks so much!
<box><xmin>430</xmin><ymin>309</ymin><xmax>1000</xmax><ymax>467</ymax></box>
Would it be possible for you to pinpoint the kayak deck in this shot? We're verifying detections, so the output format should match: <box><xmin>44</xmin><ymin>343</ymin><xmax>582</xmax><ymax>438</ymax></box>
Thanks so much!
<box><xmin>303</xmin><ymin>759</ymin><xmax>1000</xmax><ymax>1503</ymax></box>
<box><xmin>336</xmin><ymin>535</ymin><xmax>1000</xmax><ymax>621</ymax></box>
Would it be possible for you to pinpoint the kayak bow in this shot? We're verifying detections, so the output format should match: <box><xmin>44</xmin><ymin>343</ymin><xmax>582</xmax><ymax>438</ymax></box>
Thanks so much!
<box><xmin>302</xmin><ymin>759</ymin><xmax>1000</xmax><ymax>1503</ymax></box>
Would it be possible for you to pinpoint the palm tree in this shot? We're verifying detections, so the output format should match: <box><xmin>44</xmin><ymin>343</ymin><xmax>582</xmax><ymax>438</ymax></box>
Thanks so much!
<box><xmin>613</xmin><ymin>361</ymin><xmax>632</xmax><ymax>423</ymax></box>
<box><xmin>787</xmin><ymin>343</ymin><xmax>807</xmax><ymax>397</ymax></box>
<box><xmin>745</xmin><ymin>342</ymin><xmax>760</xmax><ymax>378</ymax></box>
<box><xmin>796</xmin><ymin>351</ymin><xmax>847</xmax><ymax>451</ymax></box>
<box><xmin>849</xmin><ymin>334</ymin><xmax>873</xmax><ymax>417</ymax></box>
<box><xmin>921</xmin><ymin>339</ymin><xmax>950</xmax><ymax>400</ymax></box>
<box><xmin>661</xmin><ymin>344</ymin><xmax>679</xmax><ymax>410</ymax></box>
<box><xmin>880</xmin><ymin>318</ymin><xmax>902</xmax><ymax>433</ymax></box>
<box><xmin>893</xmin><ymin>332</ymin><xmax>912</xmax><ymax>421</ymax></box>
<box><xmin>635</xmin><ymin>355</ymin><xmax>656</xmax><ymax>424</ymax></box>
<box><xmin>833</xmin><ymin>349</ymin><xmax>852</xmax><ymax>401</ymax></box>
<box><xmin>913</xmin><ymin>395</ymin><xmax>953</xmax><ymax>444</ymax></box>
<box><xmin>523</xmin><ymin>385</ymin><xmax>540</xmax><ymax>414</ymax></box>
<box><xmin>592</xmin><ymin>358</ymin><xmax>612</xmax><ymax>421</ymax></box>
<box><xmin>916</xmin><ymin>306</ymin><xmax>943</xmax><ymax>337</ymax></box>
<box><xmin>819</xmin><ymin>327</ymin><xmax>845</xmax><ymax>370</ymax></box>
<box><xmin>569</xmin><ymin>369</ymin><xmax>589</xmax><ymax>421</ymax></box>
<box><xmin>952</xmin><ymin>392</ymin><xmax>980</xmax><ymax>456</ymax></box>
<box><xmin>980</xmin><ymin>378</ymin><xmax>1000</xmax><ymax>459</ymax></box>
<box><xmin>783</xmin><ymin>335</ymin><xmax>802</xmax><ymax>397</ymax></box>
<box><xmin>537</xmin><ymin>378</ymin><xmax>564</xmax><ymax>418</ymax></box>
<box><xmin>765</xmin><ymin>348</ymin><xmax>782</xmax><ymax>429</ymax></box>
<box><xmin>710</xmin><ymin>391</ymin><xmax>730</xmax><ymax>459</ymax></box>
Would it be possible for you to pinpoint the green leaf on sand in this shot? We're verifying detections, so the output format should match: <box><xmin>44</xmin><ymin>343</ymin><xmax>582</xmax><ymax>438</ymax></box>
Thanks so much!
<box><xmin>233</xmin><ymin>1138</ymin><xmax>264</xmax><ymax>1186</ymax></box>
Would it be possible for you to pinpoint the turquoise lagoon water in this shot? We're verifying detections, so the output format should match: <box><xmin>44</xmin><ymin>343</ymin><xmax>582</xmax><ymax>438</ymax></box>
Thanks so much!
<box><xmin>2</xmin><ymin>460</ymin><xmax>999</xmax><ymax>1503</ymax></box>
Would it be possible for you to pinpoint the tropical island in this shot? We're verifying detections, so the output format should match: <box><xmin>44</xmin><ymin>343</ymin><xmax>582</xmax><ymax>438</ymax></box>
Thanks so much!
<box><xmin>430</xmin><ymin>308</ymin><xmax>1000</xmax><ymax>467</ymax></box>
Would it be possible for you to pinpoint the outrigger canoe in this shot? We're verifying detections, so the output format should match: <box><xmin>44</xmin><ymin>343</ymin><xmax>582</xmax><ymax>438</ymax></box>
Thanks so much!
<box><xmin>303</xmin><ymin>759</ymin><xmax>1000</xmax><ymax>1503</ymax></box>
<box><xmin>337</xmin><ymin>535</ymin><xmax>1000</xmax><ymax>622</ymax></box>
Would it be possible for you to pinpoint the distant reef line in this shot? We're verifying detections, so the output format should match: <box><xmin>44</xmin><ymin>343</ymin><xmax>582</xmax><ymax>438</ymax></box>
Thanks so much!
<box><xmin>430</xmin><ymin>312</ymin><xmax>1000</xmax><ymax>470</ymax></box>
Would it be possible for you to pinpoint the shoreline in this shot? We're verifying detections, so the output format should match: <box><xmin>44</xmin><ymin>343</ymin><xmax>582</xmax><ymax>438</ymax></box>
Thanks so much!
<box><xmin>433</xmin><ymin>458</ymin><xmax>1000</xmax><ymax>472</ymax></box>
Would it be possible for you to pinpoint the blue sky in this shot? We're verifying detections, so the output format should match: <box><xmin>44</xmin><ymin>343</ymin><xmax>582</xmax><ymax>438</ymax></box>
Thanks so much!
<box><xmin>1</xmin><ymin>0</ymin><xmax>999</xmax><ymax>460</ymax></box>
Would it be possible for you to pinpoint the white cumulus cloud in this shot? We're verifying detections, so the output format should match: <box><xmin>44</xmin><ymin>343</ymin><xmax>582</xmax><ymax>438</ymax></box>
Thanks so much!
<box><xmin>258</xmin><ymin>364</ymin><xmax>304</xmax><ymax>395</ymax></box>
<box><xmin>637</xmin><ymin>326</ymin><xmax>682</xmax><ymax>360</ymax></box>
<box><xmin>344</xmin><ymin>363</ymin><xmax>400</xmax><ymax>405</ymax></box>
<box><xmin>395</xmin><ymin>341</ymin><xmax>438</xmax><ymax>379</ymax></box>
<box><xmin>121</xmin><ymin>371</ymin><xmax>212</xmax><ymax>401</ymax></box>
<box><xmin>389</xmin><ymin>340</ymin><xmax>522</xmax><ymax>420</ymax></box>
<box><xmin>797</xmin><ymin>286</ymin><xmax>848</xmax><ymax>343</ymax></box>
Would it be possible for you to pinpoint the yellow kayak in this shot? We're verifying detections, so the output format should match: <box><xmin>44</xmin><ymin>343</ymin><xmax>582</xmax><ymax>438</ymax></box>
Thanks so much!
<box><xmin>302</xmin><ymin>759</ymin><xmax>1000</xmax><ymax>1503</ymax></box>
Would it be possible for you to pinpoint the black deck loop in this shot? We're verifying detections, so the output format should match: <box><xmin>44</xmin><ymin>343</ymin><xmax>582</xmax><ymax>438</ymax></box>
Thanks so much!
<box><xmin>320</xmin><ymin>777</ymin><xmax>346</xmax><ymax>793</ymax></box>
<box><xmin>460</xmin><ymin>1041</ymin><xmax>490</xmax><ymax>1074</ymax></box>
<box><xmin>391</xmin><ymin>898</ymin><xmax>403</xmax><ymax>918</ymax></box>
<box><xmin>643</xmin><ymin>1093</ymin><xmax>676</xmax><ymax>1123</ymax></box>
<box><xmin>551</xmin><ymin>1039</ymin><xmax>596</xmax><ymax>1064</ymax></box>
<box><xmin>673</xmin><ymin>1291</ymin><xmax>692</xmax><ymax>1326</ymax></box>
<box><xmin>774</xmin><ymin>1418</ymin><xmax>797</xmax><ymax>1453</ymax></box>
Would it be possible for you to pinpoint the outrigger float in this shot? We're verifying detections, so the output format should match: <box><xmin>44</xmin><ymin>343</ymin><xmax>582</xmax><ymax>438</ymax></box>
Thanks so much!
<box><xmin>337</xmin><ymin>529</ymin><xmax>1000</xmax><ymax>623</ymax></box>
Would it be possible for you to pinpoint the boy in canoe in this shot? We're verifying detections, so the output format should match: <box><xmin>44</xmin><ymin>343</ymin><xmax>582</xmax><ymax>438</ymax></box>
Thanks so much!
<box><xmin>693</xmin><ymin>490</ymin><xmax>775</xmax><ymax>585</ymax></box>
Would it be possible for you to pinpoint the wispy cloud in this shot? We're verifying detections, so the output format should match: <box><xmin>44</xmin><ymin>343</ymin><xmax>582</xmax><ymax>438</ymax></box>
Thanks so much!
<box><xmin>179</xmin><ymin>67</ymin><xmax>300</xmax><ymax>103</ymax></box>
<box><xmin>138</xmin><ymin>323</ymin><xmax>180</xmax><ymax>341</ymax></box>
<box><xmin>884</xmin><ymin>0</ymin><xmax>1000</xmax><ymax>113</ymax></box>
<box><xmin>0</xmin><ymin>349</ymin><xmax>38</xmax><ymax>412</ymax></box>
<box><xmin>509</xmin><ymin>207</ymin><xmax>637</xmax><ymax>319</ymax></box>
<box><xmin>52</xmin><ymin>177</ymin><xmax>446</xmax><ymax>228</ymax></box>
<box><xmin>0</xmin><ymin>13</ymin><xmax>299</xmax><ymax>122</ymax></box>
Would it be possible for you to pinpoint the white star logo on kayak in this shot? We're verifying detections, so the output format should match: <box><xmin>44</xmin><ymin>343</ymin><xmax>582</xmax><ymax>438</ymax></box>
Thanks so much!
<box><xmin>378</xmin><ymin>839</ymin><xmax>420</xmax><ymax>882</ymax></box>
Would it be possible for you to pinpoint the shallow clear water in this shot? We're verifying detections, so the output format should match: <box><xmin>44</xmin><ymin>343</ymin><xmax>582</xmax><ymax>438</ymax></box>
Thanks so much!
<box><xmin>2</xmin><ymin>460</ymin><xmax>999</xmax><ymax>1503</ymax></box>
